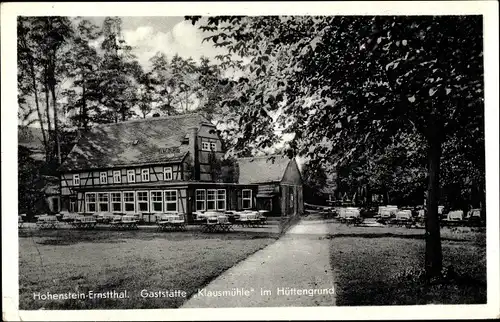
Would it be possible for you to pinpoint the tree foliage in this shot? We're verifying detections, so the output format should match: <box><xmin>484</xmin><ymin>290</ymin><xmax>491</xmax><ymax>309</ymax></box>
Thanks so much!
<box><xmin>187</xmin><ymin>15</ymin><xmax>484</xmax><ymax>277</ymax></box>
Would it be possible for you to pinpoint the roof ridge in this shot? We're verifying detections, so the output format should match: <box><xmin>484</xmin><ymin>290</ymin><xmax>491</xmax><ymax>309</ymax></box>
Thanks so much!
<box><xmin>92</xmin><ymin>113</ymin><xmax>207</xmax><ymax>128</ymax></box>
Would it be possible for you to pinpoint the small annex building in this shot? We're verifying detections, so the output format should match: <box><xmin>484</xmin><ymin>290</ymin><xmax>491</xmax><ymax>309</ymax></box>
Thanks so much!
<box><xmin>237</xmin><ymin>155</ymin><xmax>304</xmax><ymax>218</ymax></box>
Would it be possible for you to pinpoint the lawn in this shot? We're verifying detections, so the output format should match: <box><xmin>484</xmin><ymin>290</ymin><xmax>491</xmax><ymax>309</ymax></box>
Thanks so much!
<box><xmin>19</xmin><ymin>226</ymin><xmax>279</xmax><ymax>309</ymax></box>
<box><xmin>326</xmin><ymin>223</ymin><xmax>486</xmax><ymax>305</ymax></box>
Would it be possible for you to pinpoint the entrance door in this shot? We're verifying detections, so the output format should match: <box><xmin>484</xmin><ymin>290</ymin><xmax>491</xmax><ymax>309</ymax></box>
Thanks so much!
<box><xmin>256</xmin><ymin>197</ymin><xmax>273</xmax><ymax>212</ymax></box>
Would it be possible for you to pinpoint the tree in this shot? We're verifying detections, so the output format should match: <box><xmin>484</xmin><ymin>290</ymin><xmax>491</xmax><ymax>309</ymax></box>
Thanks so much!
<box><xmin>148</xmin><ymin>52</ymin><xmax>178</xmax><ymax>116</ymax></box>
<box><xmin>39</xmin><ymin>17</ymin><xmax>74</xmax><ymax>164</ymax></box>
<box><xmin>188</xmin><ymin>15</ymin><xmax>484</xmax><ymax>278</ymax></box>
<box><xmin>98</xmin><ymin>17</ymin><xmax>140</xmax><ymax>123</ymax></box>
<box><xmin>301</xmin><ymin>161</ymin><xmax>328</xmax><ymax>205</ymax></box>
<box><xmin>18</xmin><ymin>17</ymin><xmax>49</xmax><ymax>160</ymax></box>
<box><xmin>147</xmin><ymin>52</ymin><xmax>202</xmax><ymax>115</ymax></box>
<box><xmin>195</xmin><ymin>56</ymin><xmax>238</xmax><ymax>121</ymax></box>
<box><xmin>335</xmin><ymin>130</ymin><xmax>427</xmax><ymax>206</ymax></box>
<box><xmin>18</xmin><ymin>17</ymin><xmax>74</xmax><ymax>164</ymax></box>
<box><xmin>61</xmin><ymin>18</ymin><xmax>102</xmax><ymax>130</ymax></box>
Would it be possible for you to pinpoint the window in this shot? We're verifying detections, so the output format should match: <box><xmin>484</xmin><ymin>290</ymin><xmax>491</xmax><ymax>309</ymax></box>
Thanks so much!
<box><xmin>113</xmin><ymin>171</ymin><xmax>121</xmax><ymax>183</ymax></box>
<box><xmin>242</xmin><ymin>189</ymin><xmax>252</xmax><ymax>209</ymax></box>
<box><xmin>195</xmin><ymin>189</ymin><xmax>206</xmax><ymax>211</ymax></box>
<box><xmin>210</xmin><ymin>142</ymin><xmax>216</xmax><ymax>151</ymax></box>
<box><xmin>202</xmin><ymin>142</ymin><xmax>210</xmax><ymax>151</ymax></box>
<box><xmin>73</xmin><ymin>174</ymin><xmax>80</xmax><ymax>186</ymax></box>
<box><xmin>85</xmin><ymin>192</ymin><xmax>96</xmax><ymax>212</ymax></box>
<box><xmin>123</xmin><ymin>191</ymin><xmax>135</xmax><ymax>212</ymax></box>
<box><xmin>98</xmin><ymin>192</ymin><xmax>109</xmax><ymax>212</ymax></box>
<box><xmin>100</xmin><ymin>172</ymin><xmax>108</xmax><ymax>184</ymax></box>
<box><xmin>141</xmin><ymin>169</ymin><xmax>150</xmax><ymax>182</ymax></box>
<box><xmin>164</xmin><ymin>167</ymin><xmax>173</xmax><ymax>181</ymax></box>
<box><xmin>137</xmin><ymin>191</ymin><xmax>149</xmax><ymax>212</ymax></box>
<box><xmin>164</xmin><ymin>190</ymin><xmax>178</xmax><ymax>212</ymax></box>
<box><xmin>127</xmin><ymin>170</ymin><xmax>135</xmax><ymax>183</ymax></box>
<box><xmin>217</xmin><ymin>189</ymin><xmax>226</xmax><ymax>210</ymax></box>
<box><xmin>150</xmin><ymin>191</ymin><xmax>163</xmax><ymax>212</ymax></box>
<box><xmin>207</xmin><ymin>189</ymin><xmax>216</xmax><ymax>210</ymax></box>
<box><xmin>111</xmin><ymin>192</ymin><xmax>122</xmax><ymax>212</ymax></box>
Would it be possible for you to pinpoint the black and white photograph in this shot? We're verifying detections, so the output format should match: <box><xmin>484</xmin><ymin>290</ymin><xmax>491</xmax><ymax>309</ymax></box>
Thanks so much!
<box><xmin>2</xmin><ymin>2</ymin><xmax>499</xmax><ymax>321</ymax></box>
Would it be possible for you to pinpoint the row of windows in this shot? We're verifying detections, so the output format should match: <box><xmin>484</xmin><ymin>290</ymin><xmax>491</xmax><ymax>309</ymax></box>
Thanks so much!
<box><xmin>195</xmin><ymin>189</ymin><xmax>226</xmax><ymax>211</ymax></box>
<box><xmin>84</xmin><ymin>190</ymin><xmax>179</xmax><ymax>213</ymax></box>
<box><xmin>73</xmin><ymin>167</ymin><xmax>174</xmax><ymax>186</ymax></box>
<box><xmin>201</xmin><ymin>141</ymin><xmax>217</xmax><ymax>152</ymax></box>
<box><xmin>193</xmin><ymin>189</ymin><xmax>252</xmax><ymax>211</ymax></box>
<box><xmin>83</xmin><ymin>188</ymin><xmax>252</xmax><ymax>213</ymax></box>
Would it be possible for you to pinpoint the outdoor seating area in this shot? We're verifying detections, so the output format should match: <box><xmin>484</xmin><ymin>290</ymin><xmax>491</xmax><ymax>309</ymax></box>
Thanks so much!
<box><xmin>337</xmin><ymin>207</ymin><xmax>363</xmax><ymax>226</ymax></box>
<box><xmin>60</xmin><ymin>211</ymin><xmax>81</xmax><ymax>223</ymax></box>
<box><xmin>199</xmin><ymin>212</ymin><xmax>233</xmax><ymax>233</ymax></box>
<box><xmin>35</xmin><ymin>215</ymin><xmax>60</xmax><ymax>229</ymax></box>
<box><xmin>386</xmin><ymin>210</ymin><xmax>414</xmax><ymax>227</ymax></box>
<box><xmin>95</xmin><ymin>212</ymin><xmax>116</xmax><ymax>224</ymax></box>
<box><xmin>157</xmin><ymin>213</ymin><xmax>187</xmax><ymax>231</ymax></box>
<box><xmin>236</xmin><ymin>210</ymin><xmax>266</xmax><ymax>227</ymax></box>
<box><xmin>21</xmin><ymin>208</ymin><xmax>276</xmax><ymax>233</ymax></box>
<box><xmin>110</xmin><ymin>215</ymin><xmax>138</xmax><ymax>230</ymax></box>
<box><xmin>69</xmin><ymin>215</ymin><xmax>97</xmax><ymax>229</ymax></box>
<box><xmin>320</xmin><ymin>203</ymin><xmax>485</xmax><ymax>229</ymax></box>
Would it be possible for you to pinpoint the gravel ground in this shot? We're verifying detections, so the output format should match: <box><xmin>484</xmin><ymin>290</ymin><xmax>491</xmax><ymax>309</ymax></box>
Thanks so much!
<box><xmin>182</xmin><ymin>220</ymin><xmax>336</xmax><ymax>308</ymax></box>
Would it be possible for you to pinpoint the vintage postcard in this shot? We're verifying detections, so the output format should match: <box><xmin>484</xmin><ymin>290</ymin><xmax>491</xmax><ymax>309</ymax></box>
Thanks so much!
<box><xmin>2</xmin><ymin>1</ymin><xmax>499</xmax><ymax>321</ymax></box>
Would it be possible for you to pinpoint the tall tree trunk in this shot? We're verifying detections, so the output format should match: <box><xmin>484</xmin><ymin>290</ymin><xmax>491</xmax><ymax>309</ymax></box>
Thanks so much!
<box><xmin>121</xmin><ymin>103</ymin><xmax>126</xmax><ymax>121</ymax></box>
<box><xmin>44</xmin><ymin>75</ymin><xmax>52</xmax><ymax>158</ymax></box>
<box><xmin>29</xmin><ymin>58</ymin><xmax>49</xmax><ymax>161</ymax></box>
<box><xmin>50</xmin><ymin>70</ymin><xmax>61</xmax><ymax>165</ymax></box>
<box><xmin>425</xmin><ymin>136</ymin><xmax>443</xmax><ymax>278</ymax></box>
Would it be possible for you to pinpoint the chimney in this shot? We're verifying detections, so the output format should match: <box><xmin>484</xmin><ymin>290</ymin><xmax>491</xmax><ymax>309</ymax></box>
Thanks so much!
<box><xmin>188</xmin><ymin>127</ymin><xmax>199</xmax><ymax>180</ymax></box>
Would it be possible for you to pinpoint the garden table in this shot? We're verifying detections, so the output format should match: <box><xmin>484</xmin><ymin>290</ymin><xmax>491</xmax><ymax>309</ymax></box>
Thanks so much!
<box><xmin>157</xmin><ymin>213</ymin><xmax>187</xmax><ymax>231</ymax></box>
<box><xmin>70</xmin><ymin>215</ymin><xmax>97</xmax><ymax>229</ymax></box>
<box><xmin>36</xmin><ymin>215</ymin><xmax>60</xmax><ymax>229</ymax></box>
<box><xmin>200</xmin><ymin>213</ymin><xmax>232</xmax><ymax>233</ymax></box>
<box><xmin>236</xmin><ymin>211</ymin><xmax>263</xmax><ymax>228</ymax></box>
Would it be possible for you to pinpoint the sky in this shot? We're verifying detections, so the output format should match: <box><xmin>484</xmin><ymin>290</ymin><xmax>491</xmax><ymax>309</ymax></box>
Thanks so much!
<box><xmin>87</xmin><ymin>16</ymin><xmax>225</xmax><ymax>70</ymax></box>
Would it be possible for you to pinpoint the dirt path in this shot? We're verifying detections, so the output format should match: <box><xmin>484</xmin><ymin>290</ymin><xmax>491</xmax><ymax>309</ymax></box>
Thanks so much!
<box><xmin>182</xmin><ymin>219</ymin><xmax>336</xmax><ymax>308</ymax></box>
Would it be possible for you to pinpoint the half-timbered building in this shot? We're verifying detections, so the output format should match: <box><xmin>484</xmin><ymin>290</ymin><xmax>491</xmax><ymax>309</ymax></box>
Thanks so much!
<box><xmin>58</xmin><ymin>113</ymin><xmax>303</xmax><ymax>222</ymax></box>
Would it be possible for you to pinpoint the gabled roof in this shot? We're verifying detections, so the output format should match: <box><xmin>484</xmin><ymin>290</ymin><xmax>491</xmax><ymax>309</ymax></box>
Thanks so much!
<box><xmin>59</xmin><ymin>113</ymin><xmax>208</xmax><ymax>172</ymax></box>
<box><xmin>237</xmin><ymin>155</ymin><xmax>292</xmax><ymax>184</ymax></box>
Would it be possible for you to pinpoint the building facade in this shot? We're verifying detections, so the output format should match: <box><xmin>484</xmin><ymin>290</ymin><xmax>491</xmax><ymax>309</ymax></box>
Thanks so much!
<box><xmin>238</xmin><ymin>156</ymin><xmax>304</xmax><ymax>218</ymax></box>
<box><xmin>58</xmin><ymin>114</ymin><xmax>303</xmax><ymax>222</ymax></box>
